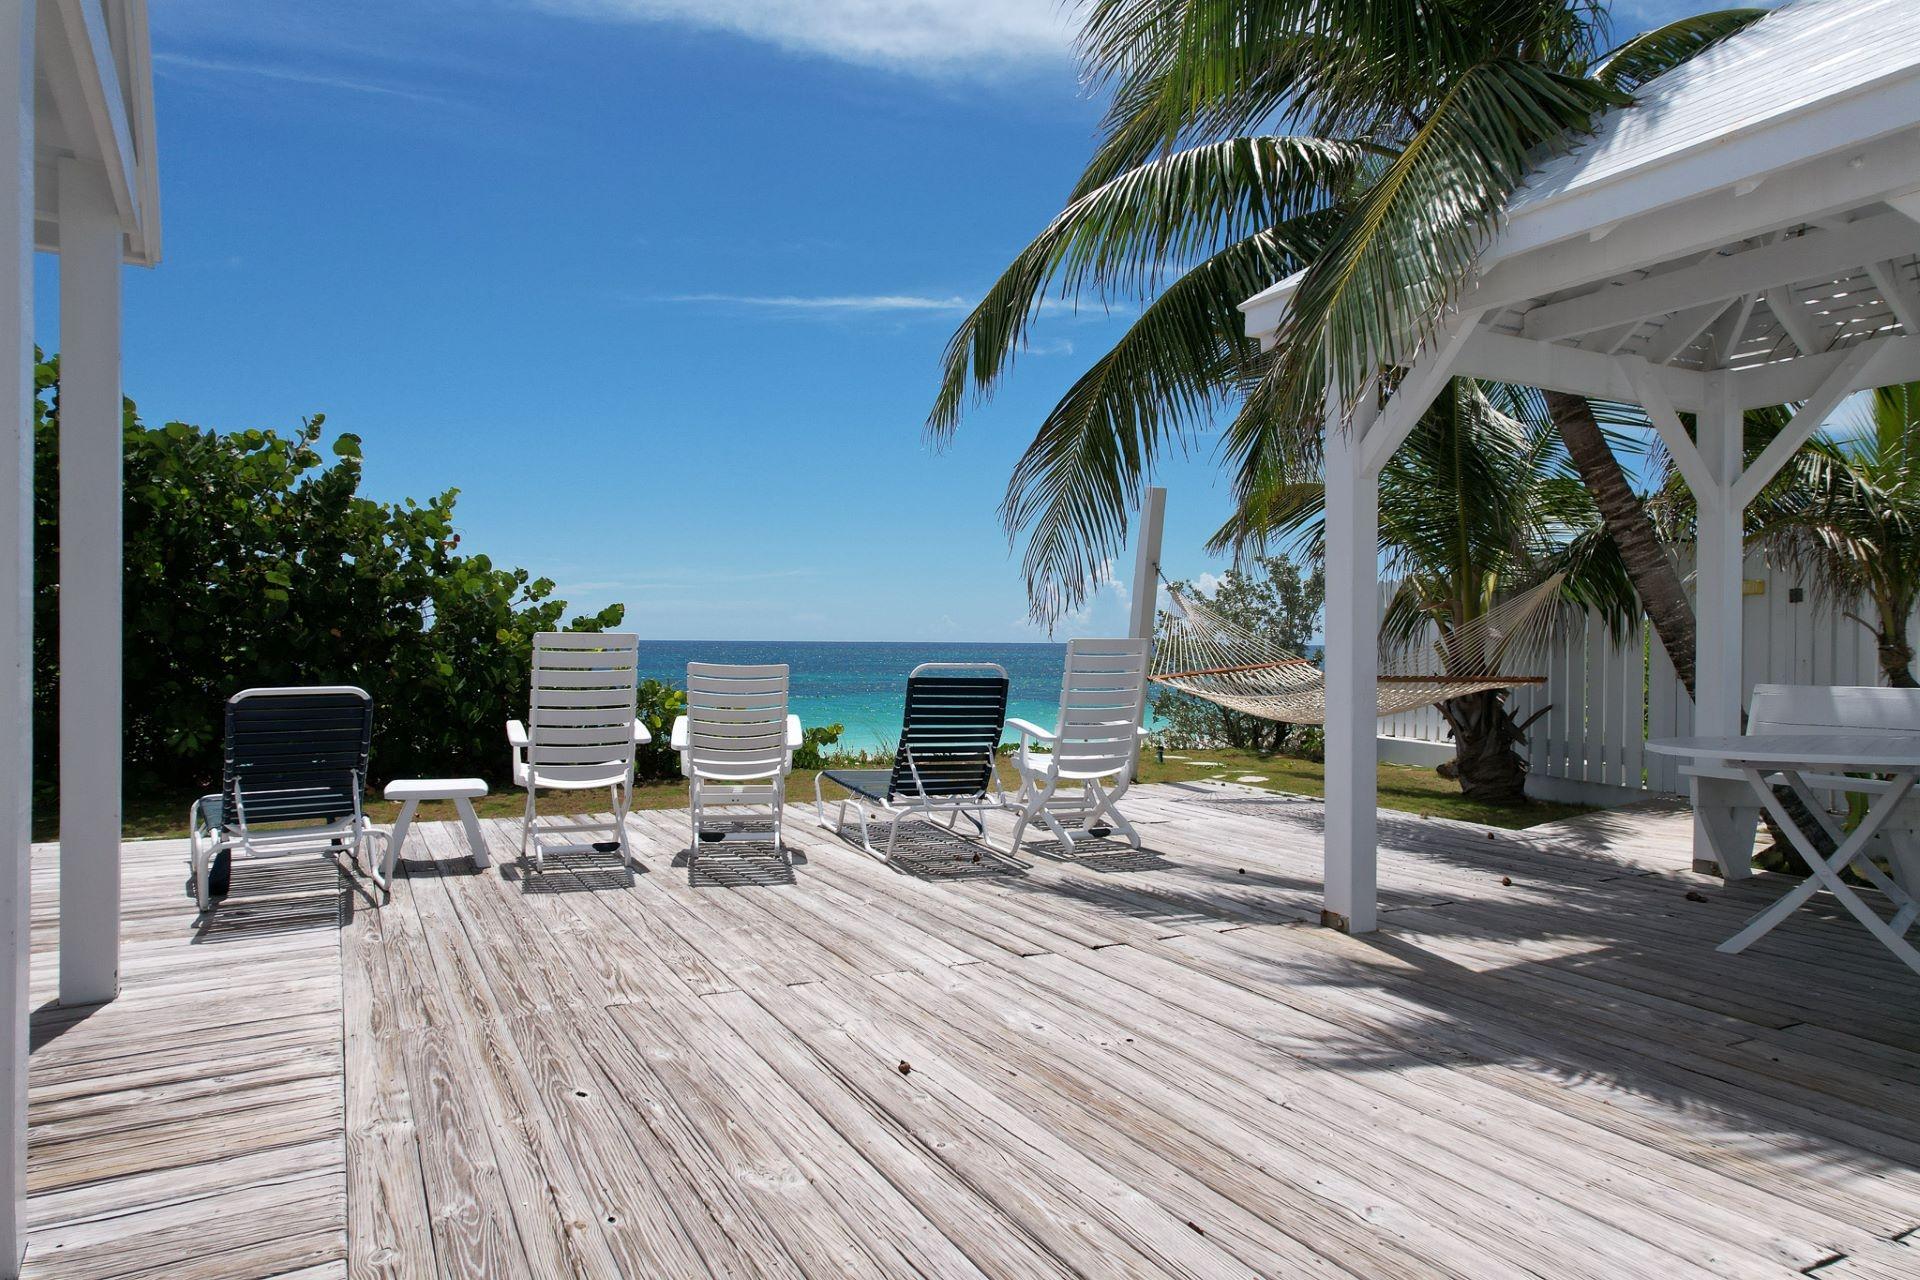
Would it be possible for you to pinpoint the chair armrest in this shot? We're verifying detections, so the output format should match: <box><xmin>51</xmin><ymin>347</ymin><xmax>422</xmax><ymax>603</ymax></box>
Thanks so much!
<box><xmin>1007</xmin><ymin>717</ymin><xmax>1056</xmax><ymax>743</ymax></box>
<box><xmin>188</xmin><ymin>794</ymin><xmax>217</xmax><ymax>836</ymax></box>
<box><xmin>670</xmin><ymin>715</ymin><xmax>689</xmax><ymax>751</ymax></box>
<box><xmin>506</xmin><ymin>719</ymin><xmax>529</xmax><ymax>749</ymax></box>
<box><xmin>633</xmin><ymin>719</ymin><xmax>653</xmax><ymax>747</ymax></box>
<box><xmin>786</xmin><ymin>715</ymin><xmax>803</xmax><ymax>750</ymax></box>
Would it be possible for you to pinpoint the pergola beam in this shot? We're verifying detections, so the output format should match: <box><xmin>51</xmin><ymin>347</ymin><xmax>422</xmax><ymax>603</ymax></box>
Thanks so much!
<box><xmin>1618</xmin><ymin>355</ymin><xmax>1716</xmax><ymax>499</ymax></box>
<box><xmin>1731</xmin><ymin>338</ymin><xmax>1884</xmax><ymax>509</ymax></box>
<box><xmin>1865</xmin><ymin>259</ymin><xmax>1920</xmax><ymax>333</ymax></box>
<box><xmin>1520</xmin><ymin>212</ymin><xmax>1920</xmax><ymax>343</ymax></box>
<box><xmin>1361</xmin><ymin>314</ymin><xmax>1481</xmax><ymax>474</ymax></box>
<box><xmin>1453</xmin><ymin>329</ymin><xmax>1709</xmax><ymax>409</ymax></box>
<box><xmin>1764</xmin><ymin>284</ymin><xmax>1821</xmax><ymax>356</ymax></box>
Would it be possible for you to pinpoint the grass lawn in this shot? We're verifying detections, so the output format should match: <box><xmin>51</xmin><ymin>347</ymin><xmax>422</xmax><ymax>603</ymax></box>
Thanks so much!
<box><xmin>49</xmin><ymin>748</ymin><xmax>1586</xmax><ymax>843</ymax></box>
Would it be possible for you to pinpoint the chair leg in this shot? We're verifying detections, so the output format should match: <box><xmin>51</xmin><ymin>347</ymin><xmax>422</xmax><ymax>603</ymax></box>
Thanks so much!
<box><xmin>612</xmin><ymin>779</ymin><xmax>635</xmax><ymax>867</ymax></box>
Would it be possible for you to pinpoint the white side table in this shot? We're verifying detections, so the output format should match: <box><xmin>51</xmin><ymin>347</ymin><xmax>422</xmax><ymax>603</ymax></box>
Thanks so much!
<box><xmin>384</xmin><ymin>778</ymin><xmax>491</xmax><ymax>885</ymax></box>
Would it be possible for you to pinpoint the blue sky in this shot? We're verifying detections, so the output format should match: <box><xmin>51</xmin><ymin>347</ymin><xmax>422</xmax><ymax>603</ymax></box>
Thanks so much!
<box><xmin>42</xmin><ymin>0</ymin><xmax>1737</xmax><ymax>641</ymax></box>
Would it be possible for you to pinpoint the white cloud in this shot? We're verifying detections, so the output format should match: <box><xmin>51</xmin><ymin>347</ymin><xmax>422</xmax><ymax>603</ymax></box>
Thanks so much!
<box><xmin>527</xmin><ymin>0</ymin><xmax>1076</xmax><ymax>75</ymax></box>
<box><xmin>152</xmin><ymin>52</ymin><xmax>451</xmax><ymax>103</ymax></box>
<box><xmin>652</xmin><ymin>292</ymin><xmax>973</xmax><ymax>314</ymax></box>
<box><xmin>1191</xmin><ymin>571</ymin><xmax>1225</xmax><ymax>598</ymax></box>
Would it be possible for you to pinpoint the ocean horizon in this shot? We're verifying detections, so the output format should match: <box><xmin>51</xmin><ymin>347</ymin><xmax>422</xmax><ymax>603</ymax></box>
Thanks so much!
<box><xmin>634</xmin><ymin>638</ymin><xmax>1115</xmax><ymax>751</ymax></box>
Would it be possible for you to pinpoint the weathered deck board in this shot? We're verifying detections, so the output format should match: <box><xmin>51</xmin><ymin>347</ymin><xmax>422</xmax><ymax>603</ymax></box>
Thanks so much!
<box><xmin>23</xmin><ymin>839</ymin><xmax>349</xmax><ymax>1279</ymax></box>
<box><xmin>24</xmin><ymin>783</ymin><xmax>1920</xmax><ymax>1277</ymax></box>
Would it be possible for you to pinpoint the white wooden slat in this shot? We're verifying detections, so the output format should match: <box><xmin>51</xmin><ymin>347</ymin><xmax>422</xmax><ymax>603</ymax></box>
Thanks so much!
<box><xmin>532</xmin><ymin>708</ymin><xmax>634</xmax><ymax>728</ymax></box>
<box><xmin>534</xmin><ymin>668</ymin><xmax>643</xmax><ymax>690</ymax></box>
<box><xmin>534</xmin><ymin>632</ymin><xmax>640</xmax><ymax>650</ymax></box>
<box><xmin>688</xmin><ymin>663</ymin><xmax>788</xmax><ymax>680</ymax></box>
<box><xmin>530</xmin><ymin>687</ymin><xmax>640</xmax><ymax>708</ymax></box>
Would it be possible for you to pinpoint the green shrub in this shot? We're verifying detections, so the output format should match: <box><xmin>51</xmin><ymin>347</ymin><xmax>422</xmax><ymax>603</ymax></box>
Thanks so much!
<box><xmin>634</xmin><ymin>679</ymin><xmax>686</xmax><ymax>783</ymax></box>
<box><xmin>792</xmin><ymin>722</ymin><xmax>844</xmax><ymax>771</ymax></box>
<box><xmin>32</xmin><ymin>354</ymin><xmax>624</xmax><ymax>796</ymax></box>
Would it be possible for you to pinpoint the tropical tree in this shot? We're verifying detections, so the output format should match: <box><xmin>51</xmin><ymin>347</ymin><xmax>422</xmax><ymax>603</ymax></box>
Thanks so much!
<box><xmin>928</xmin><ymin>0</ymin><xmax>1765</xmax><ymax>705</ymax></box>
<box><xmin>1154</xmin><ymin>553</ymin><xmax>1325</xmax><ymax>755</ymax></box>
<box><xmin>1753</xmin><ymin>383</ymin><xmax>1920</xmax><ymax>688</ymax></box>
<box><xmin>1227</xmin><ymin>379</ymin><xmax>1636</xmax><ymax>802</ymax></box>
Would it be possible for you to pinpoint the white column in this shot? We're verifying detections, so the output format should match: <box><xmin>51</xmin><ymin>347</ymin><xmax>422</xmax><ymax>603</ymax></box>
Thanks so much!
<box><xmin>1692</xmin><ymin>371</ymin><xmax>1751</xmax><ymax>878</ymax></box>
<box><xmin>1321</xmin><ymin>390</ymin><xmax>1378</xmax><ymax>933</ymax></box>
<box><xmin>56</xmin><ymin>159</ymin><xmax>122</xmax><ymax>1006</ymax></box>
<box><xmin>0</xmin><ymin>4</ymin><xmax>33</xmax><ymax>1273</ymax></box>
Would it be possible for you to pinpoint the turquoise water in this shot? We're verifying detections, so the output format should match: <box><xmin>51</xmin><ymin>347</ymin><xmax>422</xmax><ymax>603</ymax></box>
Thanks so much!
<box><xmin>635</xmin><ymin>640</ymin><xmax>1094</xmax><ymax>752</ymax></box>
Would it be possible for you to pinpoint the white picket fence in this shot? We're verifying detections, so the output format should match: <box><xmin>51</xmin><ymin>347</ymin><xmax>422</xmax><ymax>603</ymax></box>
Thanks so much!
<box><xmin>1378</xmin><ymin>552</ymin><xmax>1912</xmax><ymax>804</ymax></box>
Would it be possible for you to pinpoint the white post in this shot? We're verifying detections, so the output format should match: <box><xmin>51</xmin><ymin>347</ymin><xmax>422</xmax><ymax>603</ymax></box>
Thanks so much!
<box><xmin>0</xmin><ymin>5</ymin><xmax>32</xmax><ymax>1273</ymax></box>
<box><xmin>56</xmin><ymin>159</ymin><xmax>122</xmax><ymax>1006</ymax></box>
<box><xmin>1127</xmin><ymin>486</ymin><xmax>1166</xmax><ymax>643</ymax></box>
<box><xmin>1127</xmin><ymin>486</ymin><xmax>1166</xmax><ymax>782</ymax></box>
<box><xmin>1321</xmin><ymin>388</ymin><xmax>1379</xmax><ymax>933</ymax></box>
<box><xmin>1692</xmin><ymin>371</ymin><xmax>1751</xmax><ymax>878</ymax></box>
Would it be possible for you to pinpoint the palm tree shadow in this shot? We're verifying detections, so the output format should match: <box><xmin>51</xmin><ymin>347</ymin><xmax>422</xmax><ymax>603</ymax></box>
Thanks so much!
<box><xmin>1148</xmin><ymin>788</ymin><xmax>1920</xmax><ymax>1185</ymax></box>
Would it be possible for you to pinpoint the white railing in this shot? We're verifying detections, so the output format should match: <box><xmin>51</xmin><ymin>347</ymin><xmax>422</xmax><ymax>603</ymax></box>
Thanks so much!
<box><xmin>1379</xmin><ymin>553</ymin><xmax>1915</xmax><ymax>803</ymax></box>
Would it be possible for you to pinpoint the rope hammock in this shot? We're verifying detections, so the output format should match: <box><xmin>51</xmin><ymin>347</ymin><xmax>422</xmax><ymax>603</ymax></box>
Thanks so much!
<box><xmin>1151</xmin><ymin>574</ymin><xmax>1564</xmax><ymax>725</ymax></box>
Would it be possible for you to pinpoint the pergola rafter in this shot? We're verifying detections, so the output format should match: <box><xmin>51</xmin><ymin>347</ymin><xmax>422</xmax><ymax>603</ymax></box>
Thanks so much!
<box><xmin>1238</xmin><ymin>0</ymin><xmax>1920</xmax><ymax>934</ymax></box>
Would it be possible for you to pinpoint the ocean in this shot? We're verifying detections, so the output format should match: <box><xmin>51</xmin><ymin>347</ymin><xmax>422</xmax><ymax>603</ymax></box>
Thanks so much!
<box><xmin>634</xmin><ymin>639</ymin><xmax>1095</xmax><ymax>752</ymax></box>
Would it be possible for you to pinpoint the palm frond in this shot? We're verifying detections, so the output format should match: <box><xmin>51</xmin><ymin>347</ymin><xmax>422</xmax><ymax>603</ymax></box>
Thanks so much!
<box><xmin>1592</xmin><ymin>9</ymin><xmax>1767</xmax><ymax>93</ymax></box>
<box><xmin>1233</xmin><ymin>58</ymin><xmax>1623</xmax><ymax>474</ymax></box>
<box><xmin>1004</xmin><ymin>225</ymin><xmax>1320</xmax><ymax>622</ymax></box>
<box><xmin>926</xmin><ymin>135</ymin><xmax>1364</xmax><ymax>441</ymax></box>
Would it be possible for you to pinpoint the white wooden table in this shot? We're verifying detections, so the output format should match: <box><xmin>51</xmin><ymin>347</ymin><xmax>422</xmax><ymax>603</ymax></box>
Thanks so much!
<box><xmin>383</xmin><ymin>778</ymin><xmax>491</xmax><ymax>885</ymax></box>
<box><xmin>1649</xmin><ymin>734</ymin><xmax>1920</xmax><ymax>975</ymax></box>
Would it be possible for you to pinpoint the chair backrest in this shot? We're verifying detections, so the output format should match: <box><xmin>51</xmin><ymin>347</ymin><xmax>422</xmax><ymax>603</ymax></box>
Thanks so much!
<box><xmin>528</xmin><ymin>633</ymin><xmax>640</xmax><ymax>783</ymax></box>
<box><xmin>1051</xmin><ymin>637</ymin><xmax>1151</xmax><ymax>775</ymax></box>
<box><xmin>685</xmin><ymin>662</ymin><xmax>790</xmax><ymax>780</ymax></box>
<box><xmin>889</xmin><ymin>663</ymin><xmax>1010</xmax><ymax>802</ymax></box>
<box><xmin>224</xmin><ymin>686</ymin><xmax>374</xmax><ymax>826</ymax></box>
<box><xmin>1749</xmin><ymin>683</ymin><xmax>1920</xmax><ymax>738</ymax></box>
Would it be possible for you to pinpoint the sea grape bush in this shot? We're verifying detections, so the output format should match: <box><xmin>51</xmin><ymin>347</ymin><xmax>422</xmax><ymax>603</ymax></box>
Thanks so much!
<box><xmin>31</xmin><ymin>354</ymin><xmax>632</xmax><ymax>795</ymax></box>
<box><xmin>1152</xmin><ymin>554</ymin><xmax>1325</xmax><ymax>758</ymax></box>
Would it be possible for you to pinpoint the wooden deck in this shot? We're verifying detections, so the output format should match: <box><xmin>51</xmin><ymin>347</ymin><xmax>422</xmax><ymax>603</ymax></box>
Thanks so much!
<box><xmin>22</xmin><ymin>783</ymin><xmax>1920</xmax><ymax>1278</ymax></box>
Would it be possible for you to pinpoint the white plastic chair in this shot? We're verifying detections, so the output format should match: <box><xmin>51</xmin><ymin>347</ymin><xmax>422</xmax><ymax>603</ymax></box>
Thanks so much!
<box><xmin>507</xmin><ymin>632</ymin><xmax>647</xmax><ymax>869</ymax></box>
<box><xmin>1007</xmin><ymin>637</ymin><xmax>1151</xmax><ymax>854</ymax></box>
<box><xmin>671</xmin><ymin>662</ymin><xmax>802</xmax><ymax>863</ymax></box>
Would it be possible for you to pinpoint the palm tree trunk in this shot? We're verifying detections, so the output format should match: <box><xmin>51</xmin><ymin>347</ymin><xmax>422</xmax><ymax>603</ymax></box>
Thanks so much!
<box><xmin>1548</xmin><ymin>394</ymin><xmax>1836</xmax><ymax>873</ymax></box>
<box><xmin>1437</xmin><ymin>690</ymin><xmax>1528</xmax><ymax>806</ymax></box>
<box><xmin>1874</xmin><ymin>611</ymin><xmax>1919</xmax><ymax>688</ymax></box>
<box><xmin>1547</xmin><ymin>391</ymin><xmax>1698</xmax><ymax>697</ymax></box>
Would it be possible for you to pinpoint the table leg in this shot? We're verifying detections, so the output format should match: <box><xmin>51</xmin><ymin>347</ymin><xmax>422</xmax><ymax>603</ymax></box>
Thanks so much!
<box><xmin>455</xmin><ymin>798</ymin><xmax>490</xmax><ymax>868</ymax></box>
<box><xmin>386</xmin><ymin>799</ymin><xmax>419</xmax><ymax>889</ymax></box>
<box><xmin>1723</xmin><ymin>768</ymin><xmax>1920</xmax><ymax>976</ymax></box>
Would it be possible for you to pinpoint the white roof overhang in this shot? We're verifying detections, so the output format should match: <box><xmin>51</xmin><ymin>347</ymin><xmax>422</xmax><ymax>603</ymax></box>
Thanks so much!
<box><xmin>1239</xmin><ymin>0</ymin><xmax>1920</xmax><ymax>413</ymax></box>
<box><xmin>33</xmin><ymin>0</ymin><xmax>160</xmax><ymax>266</ymax></box>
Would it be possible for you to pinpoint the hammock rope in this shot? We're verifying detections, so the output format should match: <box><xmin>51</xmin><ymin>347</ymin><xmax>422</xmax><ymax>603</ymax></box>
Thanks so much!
<box><xmin>1152</xmin><ymin>574</ymin><xmax>1563</xmax><ymax>725</ymax></box>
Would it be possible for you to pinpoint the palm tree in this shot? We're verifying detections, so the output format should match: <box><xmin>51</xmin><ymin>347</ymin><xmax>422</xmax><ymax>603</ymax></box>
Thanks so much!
<box><xmin>929</xmin><ymin>0</ymin><xmax>1764</xmax><ymax>703</ymax></box>
<box><xmin>1754</xmin><ymin>383</ymin><xmax>1920</xmax><ymax>688</ymax></box>
<box><xmin>1228</xmin><ymin>379</ymin><xmax>1636</xmax><ymax>802</ymax></box>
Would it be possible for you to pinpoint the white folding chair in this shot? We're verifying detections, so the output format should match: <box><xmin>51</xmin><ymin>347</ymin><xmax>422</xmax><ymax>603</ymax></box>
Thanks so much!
<box><xmin>507</xmin><ymin>632</ymin><xmax>646</xmax><ymax>869</ymax></box>
<box><xmin>1007</xmin><ymin>637</ymin><xmax>1151</xmax><ymax>854</ymax></box>
<box><xmin>671</xmin><ymin>662</ymin><xmax>802</xmax><ymax>863</ymax></box>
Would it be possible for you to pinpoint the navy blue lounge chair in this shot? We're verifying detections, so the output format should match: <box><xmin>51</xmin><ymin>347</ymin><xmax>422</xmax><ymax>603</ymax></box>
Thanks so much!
<box><xmin>188</xmin><ymin>686</ymin><xmax>375</xmax><ymax>909</ymax></box>
<box><xmin>813</xmin><ymin>663</ymin><xmax>1010</xmax><ymax>860</ymax></box>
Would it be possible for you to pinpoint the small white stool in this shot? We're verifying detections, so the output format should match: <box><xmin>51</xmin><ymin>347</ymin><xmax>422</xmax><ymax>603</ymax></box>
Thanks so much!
<box><xmin>384</xmin><ymin>778</ymin><xmax>491</xmax><ymax>884</ymax></box>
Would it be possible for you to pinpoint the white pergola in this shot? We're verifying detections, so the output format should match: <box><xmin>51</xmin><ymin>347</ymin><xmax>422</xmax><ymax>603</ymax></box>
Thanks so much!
<box><xmin>0</xmin><ymin>2</ymin><xmax>158</xmax><ymax>1273</ymax></box>
<box><xmin>1240</xmin><ymin>0</ymin><xmax>1920</xmax><ymax>933</ymax></box>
